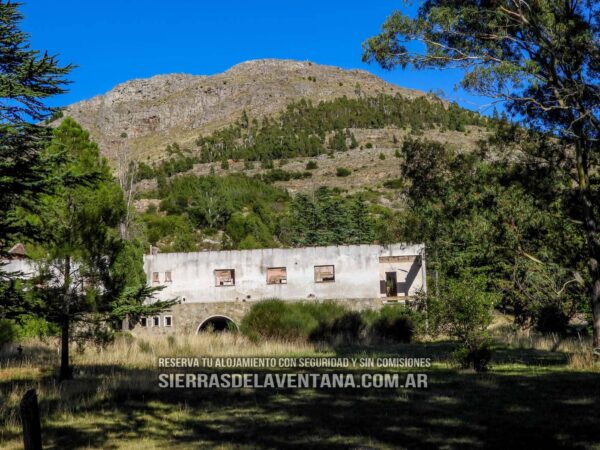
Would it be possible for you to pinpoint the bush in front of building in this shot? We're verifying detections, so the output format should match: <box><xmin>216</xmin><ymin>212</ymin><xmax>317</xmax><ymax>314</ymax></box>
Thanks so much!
<box><xmin>309</xmin><ymin>311</ymin><xmax>366</xmax><ymax>345</ymax></box>
<box><xmin>369</xmin><ymin>313</ymin><xmax>414</xmax><ymax>343</ymax></box>
<box><xmin>240</xmin><ymin>299</ymin><xmax>319</xmax><ymax>342</ymax></box>
<box><xmin>241</xmin><ymin>300</ymin><xmax>423</xmax><ymax>345</ymax></box>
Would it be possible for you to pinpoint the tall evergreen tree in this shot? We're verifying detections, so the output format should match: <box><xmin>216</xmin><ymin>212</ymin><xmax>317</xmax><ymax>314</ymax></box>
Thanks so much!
<box><xmin>1</xmin><ymin>0</ymin><xmax>73</xmax><ymax>316</ymax></box>
<box><xmin>27</xmin><ymin>118</ymin><xmax>175</xmax><ymax>380</ymax></box>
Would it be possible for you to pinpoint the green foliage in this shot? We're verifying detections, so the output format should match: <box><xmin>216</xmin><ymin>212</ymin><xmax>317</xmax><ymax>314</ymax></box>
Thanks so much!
<box><xmin>336</xmin><ymin>167</ymin><xmax>351</xmax><ymax>177</ymax></box>
<box><xmin>14</xmin><ymin>316</ymin><xmax>59</xmax><ymax>340</ymax></box>
<box><xmin>363</xmin><ymin>0</ymin><xmax>600</xmax><ymax>346</ymax></box>
<box><xmin>0</xmin><ymin>319</ymin><xmax>16</xmax><ymax>347</ymax></box>
<box><xmin>136</xmin><ymin>144</ymin><xmax>200</xmax><ymax>181</ymax></box>
<box><xmin>256</xmin><ymin>169</ymin><xmax>312</xmax><ymax>184</ymax></box>
<box><xmin>142</xmin><ymin>214</ymin><xmax>197</xmax><ymax>252</ymax></box>
<box><xmin>0</xmin><ymin>0</ymin><xmax>72</xmax><ymax>316</ymax></box>
<box><xmin>368</xmin><ymin>306</ymin><xmax>424</xmax><ymax>343</ymax></box>
<box><xmin>306</xmin><ymin>161</ymin><xmax>318</xmax><ymax>170</ymax></box>
<box><xmin>310</xmin><ymin>312</ymin><xmax>365</xmax><ymax>344</ymax></box>
<box><xmin>283</xmin><ymin>188</ymin><xmax>375</xmax><ymax>247</ymax></box>
<box><xmin>146</xmin><ymin>173</ymin><xmax>288</xmax><ymax>250</ymax></box>
<box><xmin>19</xmin><ymin>118</ymin><xmax>175</xmax><ymax>379</ymax></box>
<box><xmin>431</xmin><ymin>277</ymin><xmax>497</xmax><ymax>347</ymax></box>
<box><xmin>225</xmin><ymin>212</ymin><xmax>275</xmax><ymax>249</ymax></box>
<box><xmin>195</xmin><ymin>95</ymin><xmax>486</xmax><ymax>164</ymax></box>
<box><xmin>240</xmin><ymin>299</ymin><xmax>319</xmax><ymax>342</ymax></box>
<box><xmin>378</xmin><ymin>152</ymin><xmax>386</xmax><ymax>160</ymax></box>
<box><xmin>453</xmin><ymin>341</ymin><xmax>492</xmax><ymax>373</ymax></box>
<box><xmin>383</xmin><ymin>179</ymin><xmax>403</xmax><ymax>189</ymax></box>
<box><xmin>241</xmin><ymin>300</ymin><xmax>422</xmax><ymax>344</ymax></box>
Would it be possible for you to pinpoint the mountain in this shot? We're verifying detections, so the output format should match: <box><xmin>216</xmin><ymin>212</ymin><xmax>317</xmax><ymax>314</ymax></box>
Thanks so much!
<box><xmin>57</xmin><ymin>59</ymin><xmax>424</xmax><ymax>161</ymax></box>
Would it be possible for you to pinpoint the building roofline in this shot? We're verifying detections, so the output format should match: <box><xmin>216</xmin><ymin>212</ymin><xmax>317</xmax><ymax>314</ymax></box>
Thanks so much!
<box><xmin>145</xmin><ymin>242</ymin><xmax>425</xmax><ymax>258</ymax></box>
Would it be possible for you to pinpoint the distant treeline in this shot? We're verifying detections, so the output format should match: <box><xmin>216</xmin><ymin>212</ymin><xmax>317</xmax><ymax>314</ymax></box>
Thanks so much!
<box><xmin>136</xmin><ymin>94</ymin><xmax>489</xmax><ymax>181</ymax></box>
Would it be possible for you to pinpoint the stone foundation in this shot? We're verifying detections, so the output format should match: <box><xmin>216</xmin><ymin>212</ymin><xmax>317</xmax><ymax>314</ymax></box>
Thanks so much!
<box><xmin>131</xmin><ymin>297</ymin><xmax>407</xmax><ymax>336</ymax></box>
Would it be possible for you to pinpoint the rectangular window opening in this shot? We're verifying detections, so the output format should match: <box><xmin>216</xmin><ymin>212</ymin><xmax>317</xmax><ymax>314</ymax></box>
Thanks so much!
<box><xmin>152</xmin><ymin>272</ymin><xmax>160</xmax><ymax>284</ymax></box>
<box><xmin>153</xmin><ymin>316</ymin><xmax>160</xmax><ymax>327</ymax></box>
<box><xmin>267</xmin><ymin>267</ymin><xmax>287</xmax><ymax>285</ymax></box>
<box><xmin>215</xmin><ymin>269</ymin><xmax>235</xmax><ymax>286</ymax></box>
<box><xmin>140</xmin><ymin>317</ymin><xmax>147</xmax><ymax>327</ymax></box>
<box><xmin>164</xmin><ymin>316</ymin><xmax>172</xmax><ymax>327</ymax></box>
<box><xmin>164</xmin><ymin>271</ymin><xmax>172</xmax><ymax>283</ymax></box>
<box><xmin>314</xmin><ymin>265</ymin><xmax>335</xmax><ymax>283</ymax></box>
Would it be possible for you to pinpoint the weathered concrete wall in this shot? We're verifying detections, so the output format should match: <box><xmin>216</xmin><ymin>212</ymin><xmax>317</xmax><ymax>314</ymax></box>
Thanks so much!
<box><xmin>144</xmin><ymin>243</ymin><xmax>426</xmax><ymax>305</ymax></box>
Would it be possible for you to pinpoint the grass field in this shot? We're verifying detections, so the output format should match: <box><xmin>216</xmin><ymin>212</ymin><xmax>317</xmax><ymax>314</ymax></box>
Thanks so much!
<box><xmin>1</xmin><ymin>330</ymin><xmax>599</xmax><ymax>449</ymax></box>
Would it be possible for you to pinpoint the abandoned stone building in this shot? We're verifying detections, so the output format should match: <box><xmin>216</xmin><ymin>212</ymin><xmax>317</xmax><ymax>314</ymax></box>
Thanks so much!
<box><xmin>139</xmin><ymin>243</ymin><xmax>426</xmax><ymax>333</ymax></box>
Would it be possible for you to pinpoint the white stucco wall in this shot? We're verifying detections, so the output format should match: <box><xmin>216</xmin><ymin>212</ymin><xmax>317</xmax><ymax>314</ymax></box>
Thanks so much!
<box><xmin>144</xmin><ymin>243</ymin><xmax>426</xmax><ymax>304</ymax></box>
<box><xmin>1</xmin><ymin>258</ymin><xmax>35</xmax><ymax>278</ymax></box>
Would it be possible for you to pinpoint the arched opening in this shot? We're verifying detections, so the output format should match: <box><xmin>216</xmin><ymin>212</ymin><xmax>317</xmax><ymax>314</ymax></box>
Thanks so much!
<box><xmin>197</xmin><ymin>315</ymin><xmax>238</xmax><ymax>333</ymax></box>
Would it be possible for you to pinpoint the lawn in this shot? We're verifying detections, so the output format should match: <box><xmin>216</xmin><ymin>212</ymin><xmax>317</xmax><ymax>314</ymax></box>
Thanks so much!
<box><xmin>1</xmin><ymin>332</ymin><xmax>599</xmax><ymax>449</ymax></box>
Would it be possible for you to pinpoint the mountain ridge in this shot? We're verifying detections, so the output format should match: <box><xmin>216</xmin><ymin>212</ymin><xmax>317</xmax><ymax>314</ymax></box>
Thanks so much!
<box><xmin>56</xmin><ymin>59</ymin><xmax>426</xmax><ymax>161</ymax></box>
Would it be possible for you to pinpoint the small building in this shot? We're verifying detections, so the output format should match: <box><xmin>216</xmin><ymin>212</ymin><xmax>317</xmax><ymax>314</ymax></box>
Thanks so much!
<box><xmin>139</xmin><ymin>243</ymin><xmax>426</xmax><ymax>333</ymax></box>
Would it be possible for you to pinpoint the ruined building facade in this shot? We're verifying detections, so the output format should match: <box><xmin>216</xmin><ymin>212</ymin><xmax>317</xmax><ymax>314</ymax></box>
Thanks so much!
<box><xmin>139</xmin><ymin>243</ymin><xmax>426</xmax><ymax>333</ymax></box>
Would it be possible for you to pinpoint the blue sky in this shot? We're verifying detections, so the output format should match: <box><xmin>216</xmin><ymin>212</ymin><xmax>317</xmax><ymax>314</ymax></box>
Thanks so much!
<box><xmin>21</xmin><ymin>0</ymin><xmax>492</xmax><ymax>113</ymax></box>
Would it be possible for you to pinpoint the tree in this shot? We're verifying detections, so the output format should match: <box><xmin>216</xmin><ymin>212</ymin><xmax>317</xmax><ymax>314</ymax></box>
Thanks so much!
<box><xmin>26</xmin><ymin>118</ymin><xmax>175</xmax><ymax>380</ymax></box>
<box><xmin>364</xmin><ymin>1</ymin><xmax>600</xmax><ymax>347</ymax></box>
<box><xmin>0</xmin><ymin>0</ymin><xmax>72</xmax><ymax>253</ymax></box>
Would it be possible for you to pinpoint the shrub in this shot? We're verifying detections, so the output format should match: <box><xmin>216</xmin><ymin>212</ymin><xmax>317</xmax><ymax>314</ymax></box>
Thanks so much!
<box><xmin>370</xmin><ymin>314</ymin><xmax>414</xmax><ymax>343</ymax></box>
<box><xmin>240</xmin><ymin>299</ymin><xmax>318</xmax><ymax>342</ymax></box>
<box><xmin>306</xmin><ymin>160</ymin><xmax>318</xmax><ymax>170</ymax></box>
<box><xmin>0</xmin><ymin>319</ymin><xmax>16</xmax><ymax>348</ymax></box>
<box><xmin>310</xmin><ymin>311</ymin><xmax>365</xmax><ymax>344</ymax></box>
<box><xmin>138</xmin><ymin>340</ymin><xmax>152</xmax><ymax>353</ymax></box>
<box><xmin>383</xmin><ymin>179</ymin><xmax>403</xmax><ymax>189</ymax></box>
<box><xmin>220</xmin><ymin>159</ymin><xmax>230</xmax><ymax>170</ymax></box>
<box><xmin>365</xmin><ymin>142</ymin><xmax>373</xmax><ymax>149</ymax></box>
<box><xmin>379</xmin><ymin>152</ymin><xmax>386</xmax><ymax>160</ymax></box>
<box><xmin>14</xmin><ymin>316</ymin><xmax>59</xmax><ymax>340</ymax></box>
<box><xmin>336</xmin><ymin>167</ymin><xmax>351</xmax><ymax>177</ymax></box>
<box><xmin>453</xmin><ymin>341</ymin><xmax>492</xmax><ymax>372</ymax></box>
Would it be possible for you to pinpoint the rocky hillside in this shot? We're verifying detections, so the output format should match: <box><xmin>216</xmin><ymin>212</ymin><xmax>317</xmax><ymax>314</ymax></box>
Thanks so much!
<box><xmin>58</xmin><ymin>59</ymin><xmax>424</xmax><ymax>161</ymax></box>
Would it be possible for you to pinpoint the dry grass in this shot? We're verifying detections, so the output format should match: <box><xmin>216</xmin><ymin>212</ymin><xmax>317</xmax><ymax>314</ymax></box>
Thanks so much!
<box><xmin>491</xmin><ymin>326</ymin><xmax>599</xmax><ymax>372</ymax></box>
<box><xmin>1</xmin><ymin>330</ymin><xmax>599</xmax><ymax>449</ymax></box>
<box><xmin>75</xmin><ymin>333</ymin><xmax>323</xmax><ymax>369</ymax></box>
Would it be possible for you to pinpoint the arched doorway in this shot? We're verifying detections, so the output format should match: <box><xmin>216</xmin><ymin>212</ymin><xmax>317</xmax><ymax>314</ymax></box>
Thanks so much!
<box><xmin>197</xmin><ymin>315</ymin><xmax>238</xmax><ymax>333</ymax></box>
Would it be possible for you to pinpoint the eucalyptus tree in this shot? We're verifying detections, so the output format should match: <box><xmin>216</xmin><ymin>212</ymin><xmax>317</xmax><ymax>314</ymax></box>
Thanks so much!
<box><xmin>364</xmin><ymin>1</ymin><xmax>600</xmax><ymax>346</ymax></box>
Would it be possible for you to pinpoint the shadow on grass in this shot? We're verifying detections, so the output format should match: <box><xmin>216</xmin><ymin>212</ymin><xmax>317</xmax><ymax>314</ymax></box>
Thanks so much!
<box><xmin>1</xmin><ymin>344</ymin><xmax>599</xmax><ymax>449</ymax></box>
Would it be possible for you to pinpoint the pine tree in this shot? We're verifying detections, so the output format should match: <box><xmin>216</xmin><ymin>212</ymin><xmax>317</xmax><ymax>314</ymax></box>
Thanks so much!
<box><xmin>30</xmin><ymin>119</ymin><xmax>176</xmax><ymax>380</ymax></box>
<box><xmin>0</xmin><ymin>1</ymin><xmax>73</xmax><ymax>253</ymax></box>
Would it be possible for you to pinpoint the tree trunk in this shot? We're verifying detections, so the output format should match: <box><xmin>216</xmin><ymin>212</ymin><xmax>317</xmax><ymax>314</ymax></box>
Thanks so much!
<box><xmin>59</xmin><ymin>318</ymin><xmax>72</xmax><ymax>380</ymax></box>
<box><xmin>593</xmin><ymin>281</ymin><xmax>600</xmax><ymax>348</ymax></box>
<box><xmin>575</xmin><ymin>138</ymin><xmax>600</xmax><ymax>348</ymax></box>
